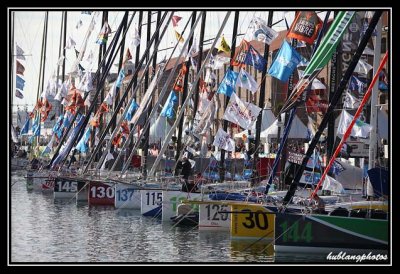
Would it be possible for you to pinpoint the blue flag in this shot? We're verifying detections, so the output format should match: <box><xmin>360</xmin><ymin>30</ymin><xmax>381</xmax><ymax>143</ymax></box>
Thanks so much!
<box><xmin>52</xmin><ymin>115</ymin><xmax>64</xmax><ymax>140</ymax></box>
<box><xmin>16</xmin><ymin>75</ymin><xmax>25</xmax><ymax>90</ymax></box>
<box><xmin>20</xmin><ymin>117</ymin><xmax>30</xmax><ymax>135</ymax></box>
<box><xmin>217</xmin><ymin>69</ymin><xmax>238</xmax><ymax>97</ymax></box>
<box><xmin>268</xmin><ymin>40</ymin><xmax>301</xmax><ymax>82</ymax></box>
<box><xmin>160</xmin><ymin>90</ymin><xmax>178</xmax><ymax>119</ymax></box>
<box><xmin>244</xmin><ymin>45</ymin><xmax>267</xmax><ymax>72</ymax></box>
<box><xmin>125</xmin><ymin>100</ymin><xmax>139</xmax><ymax>121</ymax></box>
<box><xmin>75</xmin><ymin>127</ymin><xmax>92</xmax><ymax>153</ymax></box>
<box><xmin>115</xmin><ymin>69</ymin><xmax>125</xmax><ymax>88</ymax></box>
<box><xmin>349</xmin><ymin>75</ymin><xmax>366</xmax><ymax>93</ymax></box>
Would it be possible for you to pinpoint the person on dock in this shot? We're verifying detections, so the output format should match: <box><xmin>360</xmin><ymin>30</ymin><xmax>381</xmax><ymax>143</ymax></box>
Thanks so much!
<box><xmin>177</xmin><ymin>155</ymin><xmax>194</xmax><ymax>192</ymax></box>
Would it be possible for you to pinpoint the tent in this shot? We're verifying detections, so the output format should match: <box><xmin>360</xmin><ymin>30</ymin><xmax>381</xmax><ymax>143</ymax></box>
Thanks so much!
<box><xmin>234</xmin><ymin>108</ymin><xmax>275</xmax><ymax>139</ymax></box>
<box><xmin>260</xmin><ymin>113</ymin><xmax>308</xmax><ymax>140</ymax></box>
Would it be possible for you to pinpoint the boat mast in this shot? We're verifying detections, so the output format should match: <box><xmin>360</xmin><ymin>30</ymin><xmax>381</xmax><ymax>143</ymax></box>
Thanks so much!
<box><xmin>219</xmin><ymin>11</ymin><xmax>239</xmax><ymax>182</ymax></box>
<box><xmin>252</xmin><ymin>11</ymin><xmax>274</xmax><ymax>182</ymax></box>
<box><xmin>367</xmin><ymin>15</ymin><xmax>382</xmax><ymax>196</ymax></box>
<box><xmin>175</xmin><ymin>11</ymin><xmax>197</xmax><ymax>161</ymax></box>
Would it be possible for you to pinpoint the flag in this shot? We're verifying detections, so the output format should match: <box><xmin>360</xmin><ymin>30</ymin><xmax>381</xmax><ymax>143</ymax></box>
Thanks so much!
<box><xmin>245</xmin><ymin>43</ymin><xmax>267</xmax><ymax>72</ymax></box>
<box><xmin>236</xmin><ymin>68</ymin><xmax>258</xmax><ymax>93</ymax></box>
<box><xmin>77</xmin><ymin>71</ymin><xmax>93</xmax><ymax>92</ymax></box>
<box><xmin>40</xmin><ymin>99</ymin><xmax>52</xmax><ymax>122</ymax></box>
<box><xmin>52</xmin><ymin>115</ymin><xmax>64</xmax><ymax>140</ymax></box>
<box><xmin>76</xmin><ymin>19</ymin><xmax>83</xmax><ymax>29</ymax></box>
<box><xmin>57</xmin><ymin>56</ymin><xmax>65</xmax><ymax>66</ymax></box>
<box><xmin>187</xmin><ymin>37</ymin><xmax>199</xmax><ymax>58</ymax></box>
<box><xmin>125</xmin><ymin>99</ymin><xmax>139</xmax><ymax>121</ymax></box>
<box><xmin>204</xmin><ymin>69</ymin><xmax>217</xmax><ymax>87</ymax></box>
<box><xmin>348</xmin><ymin>75</ymin><xmax>366</xmax><ymax>93</ymax></box>
<box><xmin>329</xmin><ymin>160</ymin><xmax>346</xmax><ymax>176</ymax></box>
<box><xmin>175</xmin><ymin>30</ymin><xmax>184</xmax><ymax>43</ymax></box>
<box><xmin>16</xmin><ymin>75</ymin><xmax>25</xmax><ymax>90</ymax></box>
<box><xmin>15</xmin><ymin>89</ymin><xmax>24</xmax><ymax>99</ymax></box>
<box><xmin>172</xmin><ymin>63</ymin><xmax>187</xmax><ymax>92</ymax></box>
<box><xmin>16</xmin><ymin>60</ymin><xmax>25</xmax><ymax>76</ymax></box>
<box><xmin>75</xmin><ymin>127</ymin><xmax>91</xmax><ymax>153</ymax></box>
<box><xmin>268</xmin><ymin>40</ymin><xmax>301</xmax><ymax>82</ymax></box>
<box><xmin>96</xmin><ymin>22</ymin><xmax>111</xmax><ymax>45</ymax></box>
<box><xmin>337</xmin><ymin>110</ymin><xmax>373</xmax><ymax>138</ymax></box>
<box><xmin>20</xmin><ymin>117</ymin><xmax>30</xmax><ymax>135</ymax></box>
<box><xmin>216</xmin><ymin>69</ymin><xmax>238</xmax><ymax>97</ymax></box>
<box><xmin>249</xmin><ymin>17</ymin><xmax>278</xmax><ymax>45</ymax></box>
<box><xmin>213</xmin><ymin>128</ymin><xmax>235</xmax><ymax>152</ymax></box>
<box><xmin>123</xmin><ymin>48</ymin><xmax>132</xmax><ymax>64</ymax></box>
<box><xmin>280</xmin><ymin>11</ymin><xmax>355</xmax><ymax>113</ymax></box>
<box><xmin>344</xmin><ymin>91</ymin><xmax>361</xmax><ymax>109</ymax></box>
<box><xmin>172</xmin><ymin>15</ymin><xmax>182</xmax><ymax>27</ymax></box>
<box><xmin>65</xmin><ymin>36</ymin><xmax>76</xmax><ymax>49</ymax></box>
<box><xmin>223</xmin><ymin>93</ymin><xmax>262</xmax><ymax>130</ymax></box>
<box><xmin>131</xmin><ymin>28</ymin><xmax>140</xmax><ymax>47</ymax></box>
<box><xmin>322</xmin><ymin>175</ymin><xmax>345</xmax><ymax>194</ymax></box>
<box><xmin>41</xmin><ymin>135</ymin><xmax>55</xmax><ymax>156</ymax></box>
<box><xmin>31</xmin><ymin>114</ymin><xmax>41</xmax><ymax>138</ymax></box>
<box><xmin>354</xmin><ymin>58</ymin><xmax>373</xmax><ymax>75</ymax></box>
<box><xmin>16</xmin><ymin>44</ymin><xmax>25</xmax><ymax>60</ymax></box>
<box><xmin>160</xmin><ymin>90</ymin><xmax>178</xmax><ymax>119</ymax></box>
<box><xmin>85</xmin><ymin>50</ymin><xmax>94</xmax><ymax>65</ymax></box>
<box><xmin>115</xmin><ymin>69</ymin><xmax>126</xmax><ymax>88</ymax></box>
<box><xmin>217</xmin><ymin>35</ymin><xmax>231</xmax><ymax>54</ymax></box>
<box><xmin>287</xmin><ymin>11</ymin><xmax>323</xmax><ymax>44</ymax></box>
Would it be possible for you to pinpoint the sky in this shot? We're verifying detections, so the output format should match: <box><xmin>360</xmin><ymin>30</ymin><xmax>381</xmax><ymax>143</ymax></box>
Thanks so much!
<box><xmin>10</xmin><ymin>9</ymin><xmax>332</xmax><ymax>112</ymax></box>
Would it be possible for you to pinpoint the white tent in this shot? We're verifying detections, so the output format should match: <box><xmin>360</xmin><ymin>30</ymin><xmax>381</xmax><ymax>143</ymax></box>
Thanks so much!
<box><xmin>260</xmin><ymin>113</ymin><xmax>308</xmax><ymax>140</ymax></box>
<box><xmin>234</xmin><ymin>108</ymin><xmax>275</xmax><ymax>139</ymax></box>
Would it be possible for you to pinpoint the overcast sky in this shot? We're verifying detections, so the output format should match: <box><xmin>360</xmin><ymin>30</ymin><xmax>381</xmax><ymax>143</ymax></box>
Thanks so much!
<box><xmin>10</xmin><ymin>9</ymin><xmax>334</xmax><ymax>111</ymax></box>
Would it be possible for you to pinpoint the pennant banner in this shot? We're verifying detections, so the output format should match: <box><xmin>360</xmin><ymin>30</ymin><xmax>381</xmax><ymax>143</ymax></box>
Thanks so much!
<box><xmin>216</xmin><ymin>68</ymin><xmax>238</xmax><ymax>97</ymax></box>
<box><xmin>249</xmin><ymin>17</ymin><xmax>278</xmax><ymax>45</ymax></box>
<box><xmin>213</xmin><ymin>128</ymin><xmax>235</xmax><ymax>152</ymax></box>
<box><xmin>236</xmin><ymin>68</ymin><xmax>258</xmax><ymax>93</ymax></box>
<box><xmin>268</xmin><ymin>40</ymin><xmax>301</xmax><ymax>82</ymax></box>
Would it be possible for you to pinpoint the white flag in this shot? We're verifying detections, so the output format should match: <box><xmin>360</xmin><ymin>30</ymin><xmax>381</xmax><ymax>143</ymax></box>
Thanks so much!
<box><xmin>77</xmin><ymin>71</ymin><xmax>93</xmax><ymax>92</ymax></box>
<box><xmin>131</xmin><ymin>27</ymin><xmax>140</xmax><ymax>47</ymax></box>
<box><xmin>213</xmin><ymin>128</ymin><xmax>235</xmax><ymax>152</ymax></box>
<box><xmin>85</xmin><ymin>50</ymin><xmax>94</xmax><ymax>65</ymax></box>
<box><xmin>248</xmin><ymin>17</ymin><xmax>278</xmax><ymax>45</ymax></box>
<box><xmin>65</xmin><ymin>36</ymin><xmax>76</xmax><ymax>49</ymax></box>
<box><xmin>204</xmin><ymin>68</ymin><xmax>216</xmax><ymax>85</ymax></box>
<box><xmin>344</xmin><ymin>91</ymin><xmax>361</xmax><ymax>109</ymax></box>
<box><xmin>354</xmin><ymin>59</ymin><xmax>373</xmax><ymax>75</ymax></box>
<box><xmin>311</xmin><ymin>78</ymin><xmax>326</xmax><ymax>90</ymax></box>
<box><xmin>16</xmin><ymin>44</ymin><xmax>25</xmax><ymax>60</ymax></box>
<box><xmin>223</xmin><ymin>93</ymin><xmax>261</xmax><ymax>130</ymax></box>
<box><xmin>187</xmin><ymin>37</ymin><xmax>198</xmax><ymax>58</ymax></box>
<box><xmin>322</xmin><ymin>175</ymin><xmax>345</xmax><ymax>194</ymax></box>
<box><xmin>337</xmin><ymin>110</ymin><xmax>373</xmax><ymax>138</ymax></box>
<box><xmin>211</xmin><ymin>56</ymin><xmax>230</xmax><ymax>70</ymax></box>
<box><xmin>236</xmin><ymin>68</ymin><xmax>258</xmax><ymax>93</ymax></box>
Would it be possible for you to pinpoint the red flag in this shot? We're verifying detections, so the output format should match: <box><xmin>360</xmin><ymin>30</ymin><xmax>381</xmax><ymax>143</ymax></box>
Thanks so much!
<box><xmin>287</xmin><ymin>11</ymin><xmax>323</xmax><ymax>44</ymax></box>
<box><xmin>230</xmin><ymin>39</ymin><xmax>249</xmax><ymax>68</ymax></box>
<box><xmin>172</xmin><ymin>15</ymin><xmax>182</xmax><ymax>27</ymax></box>
<box><xmin>16</xmin><ymin>60</ymin><xmax>25</xmax><ymax>76</ymax></box>
<box><xmin>172</xmin><ymin>63</ymin><xmax>187</xmax><ymax>92</ymax></box>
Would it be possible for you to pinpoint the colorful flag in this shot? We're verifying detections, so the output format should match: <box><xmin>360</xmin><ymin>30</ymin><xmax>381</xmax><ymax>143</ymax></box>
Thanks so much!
<box><xmin>174</xmin><ymin>30</ymin><xmax>184</xmax><ymax>43</ymax></box>
<box><xmin>172</xmin><ymin>15</ymin><xmax>182</xmax><ymax>27</ymax></box>
<box><xmin>223</xmin><ymin>93</ymin><xmax>262</xmax><ymax>130</ymax></box>
<box><xmin>16</xmin><ymin>75</ymin><xmax>25</xmax><ymax>90</ymax></box>
<box><xmin>96</xmin><ymin>22</ymin><xmax>111</xmax><ymax>45</ymax></box>
<box><xmin>125</xmin><ymin>99</ymin><xmax>139</xmax><ymax>121</ymax></box>
<box><xmin>115</xmin><ymin>69</ymin><xmax>126</xmax><ymax>88</ymax></box>
<box><xmin>280</xmin><ymin>11</ymin><xmax>355</xmax><ymax>113</ymax></box>
<box><xmin>213</xmin><ymin>128</ymin><xmax>235</xmax><ymax>152</ymax></box>
<box><xmin>172</xmin><ymin>63</ymin><xmax>187</xmax><ymax>92</ymax></box>
<box><xmin>217</xmin><ymin>35</ymin><xmax>231</xmax><ymax>54</ymax></box>
<box><xmin>160</xmin><ymin>90</ymin><xmax>178</xmax><ymax>119</ymax></box>
<box><xmin>268</xmin><ymin>40</ymin><xmax>301</xmax><ymax>82</ymax></box>
<box><xmin>20</xmin><ymin>116</ymin><xmax>30</xmax><ymax>135</ymax></box>
<box><xmin>348</xmin><ymin>75</ymin><xmax>366</xmax><ymax>93</ymax></box>
<box><xmin>75</xmin><ymin>127</ymin><xmax>92</xmax><ymax>153</ymax></box>
<box><xmin>16</xmin><ymin>44</ymin><xmax>25</xmax><ymax>60</ymax></box>
<box><xmin>41</xmin><ymin>135</ymin><xmax>55</xmax><ymax>156</ymax></box>
<box><xmin>236</xmin><ymin>68</ymin><xmax>258</xmax><ymax>93</ymax></box>
<box><xmin>287</xmin><ymin>11</ymin><xmax>323</xmax><ymax>44</ymax></box>
<box><xmin>337</xmin><ymin>110</ymin><xmax>372</xmax><ymax>138</ymax></box>
<box><xmin>16</xmin><ymin>60</ymin><xmax>25</xmax><ymax>76</ymax></box>
<box><xmin>249</xmin><ymin>17</ymin><xmax>278</xmax><ymax>45</ymax></box>
<box><xmin>245</xmin><ymin>42</ymin><xmax>267</xmax><ymax>72</ymax></box>
<box><xmin>216</xmin><ymin>69</ymin><xmax>238</xmax><ymax>97</ymax></box>
<box><xmin>344</xmin><ymin>91</ymin><xmax>361</xmax><ymax>109</ymax></box>
<box><xmin>15</xmin><ymin>89</ymin><xmax>24</xmax><ymax>99</ymax></box>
